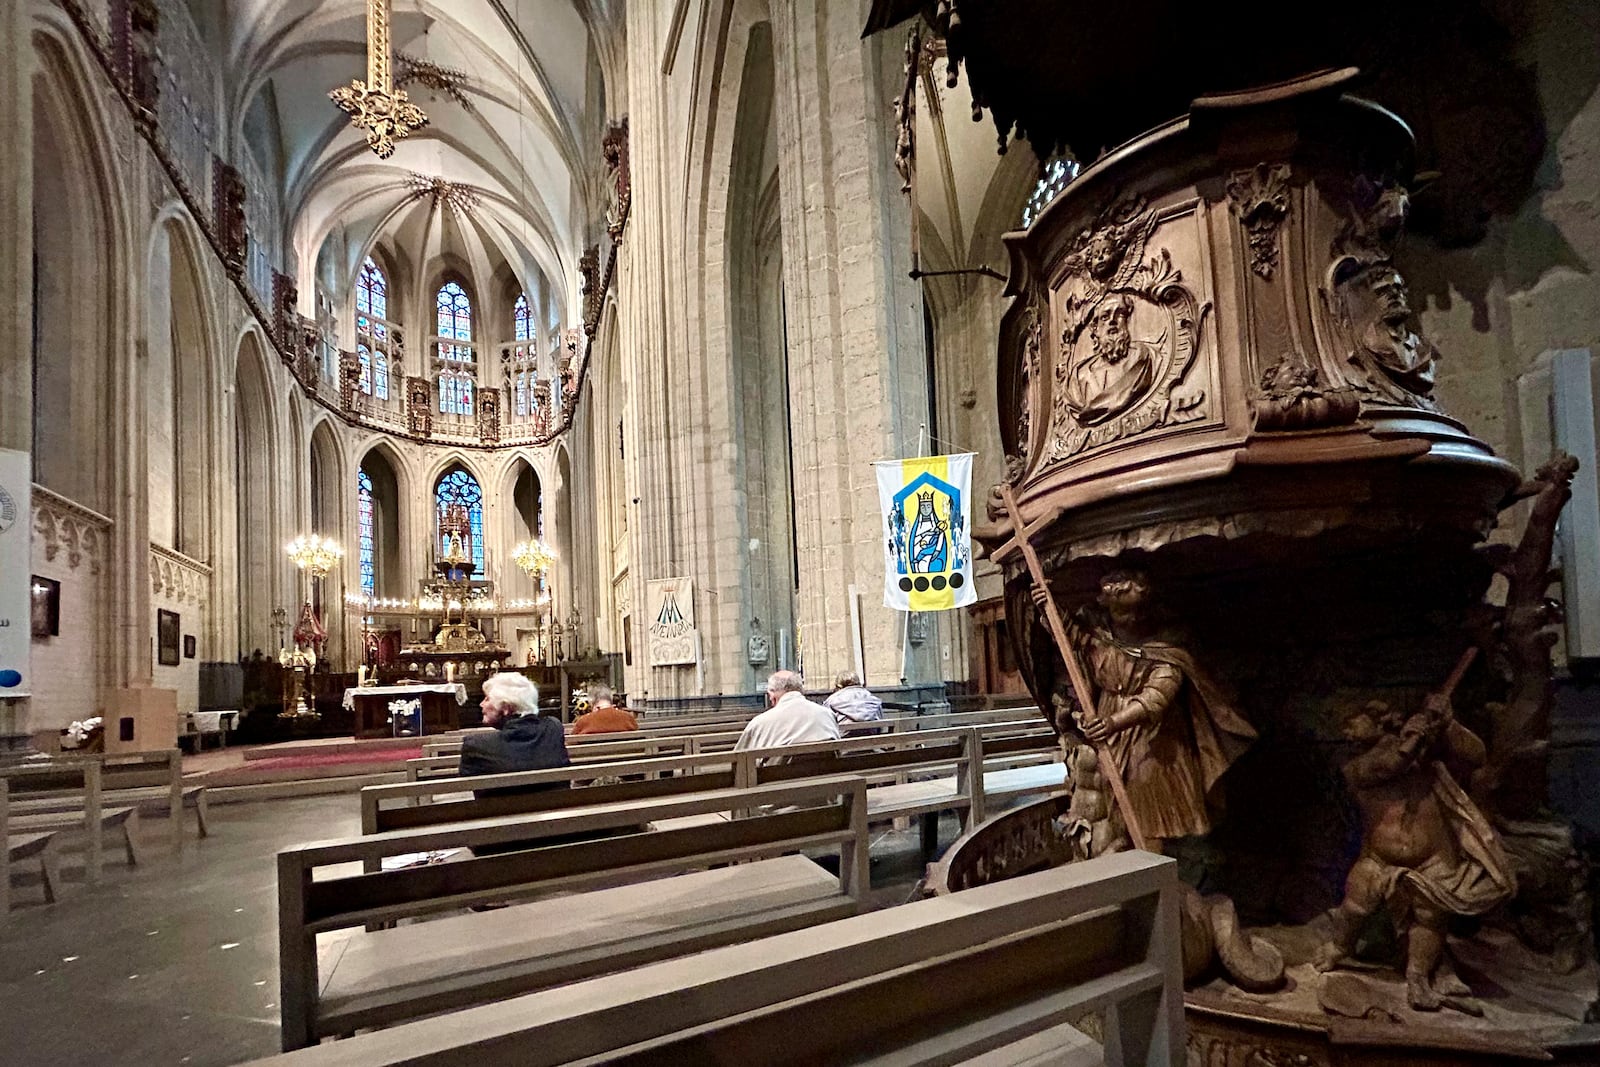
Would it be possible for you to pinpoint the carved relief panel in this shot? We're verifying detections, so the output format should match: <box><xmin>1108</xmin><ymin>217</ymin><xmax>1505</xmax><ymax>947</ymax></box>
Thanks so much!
<box><xmin>1041</xmin><ymin>197</ymin><xmax>1215</xmax><ymax>465</ymax></box>
<box><xmin>406</xmin><ymin>375</ymin><xmax>433</xmax><ymax>437</ymax></box>
<box><xmin>338</xmin><ymin>349</ymin><xmax>362</xmax><ymax>413</ymax></box>
<box><xmin>1315</xmin><ymin>175</ymin><xmax>1440</xmax><ymax>412</ymax></box>
<box><xmin>477</xmin><ymin>388</ymin><xmax>501</xmax><ymax>446</ymax></box>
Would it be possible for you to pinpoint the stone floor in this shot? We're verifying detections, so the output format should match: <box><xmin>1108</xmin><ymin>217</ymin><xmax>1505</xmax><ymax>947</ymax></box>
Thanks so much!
<box><xmin>0</xmin><ymin>794</ymin><xmax>944</xmax><ymax>1066</ymax></box>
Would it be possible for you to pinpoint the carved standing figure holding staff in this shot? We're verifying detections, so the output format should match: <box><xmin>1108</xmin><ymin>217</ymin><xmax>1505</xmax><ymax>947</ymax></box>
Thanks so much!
<box><xmin>1036</xmin><ymin>570</ymin><xmax>1257</xmax><ymax>853</ymax></box>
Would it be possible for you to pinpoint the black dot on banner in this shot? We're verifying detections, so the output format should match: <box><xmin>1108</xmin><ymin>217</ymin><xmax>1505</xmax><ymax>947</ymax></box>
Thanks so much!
<box><xmin>950</xmin><ymin>573</ymin><xmax>965</xmax><ymax>588</ymax></box>
<box><xmin>931</xmin><ymin>576</ymin><xmax>947</xmax><ymax>591</ymax></box>
<box><xmin>913</xmin><ymin>577</ymin><xmax>930</xmax><ymax>592</ymax></box>
<box><xmin>898</xmin><ymin>577</ymin><xmax>914</xmax><ymax>592</ymax></box>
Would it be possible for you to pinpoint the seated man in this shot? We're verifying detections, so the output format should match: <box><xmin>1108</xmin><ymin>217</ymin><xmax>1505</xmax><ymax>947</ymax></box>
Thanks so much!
<box><xmin>461</xmin><ymin>672</ymin><xmax>571</xmax><ymax>798</ymax></box>
<box><xmin>736</xmin><ymin>670</ymin><xmax>841</xmax><ymax>754</ymax></box>
<box><xmin>571</xmin><ymin>684</ymin><xmax>638</xmax><ymax>735</ymax></box>
<box><xmin>824</xmin><ymin>671</ymin><xmax>884</xmax><ymax>728</ymax></box>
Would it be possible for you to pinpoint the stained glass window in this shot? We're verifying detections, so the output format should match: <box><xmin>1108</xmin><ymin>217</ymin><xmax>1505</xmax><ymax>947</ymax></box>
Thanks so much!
<box><xmin>437</xmin><ymin>372</ymin><xmax>474</xmax><ymax>416</ymax></box>
<box><xmin>357</xmin><ymin>257</ymin><xmax>388</xmax><ymax>320</ymax></box>
<box><xmin>435</xmin><ymin>468</ymin><xmax>485</xmax><ymax>573</ymax></box>
<box><xmin>437</xmin><ymin>281</ymin><xmax>473</xmax><ymax>362</ymax></box>
<box><xmin>355</xmin><ymin>256</ymin><xmax>394</xmax><ymax>400</ymax></box>
<box><xmin>514</xmin><ymin>293</ymin><xmax>533</xmax><ymax>342</ymax></box>
<box><xmin>357</xmin><ymin>469</ymin><xmax>376</xmax><ymax>596</ymax></box>
<box><xmin>1021</xmin><ymin>158</ymin><xmax>1081</xmax><ymax>229</ymax></box>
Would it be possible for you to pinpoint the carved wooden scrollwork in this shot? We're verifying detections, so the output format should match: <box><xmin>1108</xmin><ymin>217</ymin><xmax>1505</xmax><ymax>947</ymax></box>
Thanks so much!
<box><xmin>1251</xmin><ymin>356</ymin><xmax>1360</xmax><ymax>431</ymax></box>
<box><xmin>1014</xmin><ymin>297</ymin><xmax>1044</xmax><ymax>464</ymax></box>
<box><xmin>1227</xmin><ymin>163</ymin><xmax>1292</xmax><ymax>279</ymax></box>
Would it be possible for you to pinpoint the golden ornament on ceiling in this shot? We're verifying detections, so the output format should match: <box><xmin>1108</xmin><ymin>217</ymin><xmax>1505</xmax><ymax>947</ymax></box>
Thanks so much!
<box><xmin>329</xmin><ymin>0</ymin><xmax>428</xmax><ymax>159</ymax></box>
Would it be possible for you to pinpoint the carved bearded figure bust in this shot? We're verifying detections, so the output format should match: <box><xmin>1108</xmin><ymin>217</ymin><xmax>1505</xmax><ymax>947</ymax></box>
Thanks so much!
<box><xmin>1064</xmin><ymin>294</ymin><xmax>1159</xmax><ymax>426</ymax></box>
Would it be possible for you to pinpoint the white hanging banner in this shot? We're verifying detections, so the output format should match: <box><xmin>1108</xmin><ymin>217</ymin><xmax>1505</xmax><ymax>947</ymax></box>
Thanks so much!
<box><xmin>0</xmin><ymin>449</ymin><xmax>31</xmax><ymax>696</ymax></box>
<box><xmin>875</xmin><ymin>452</ymin><xmax>976</xmax><ymax>612</ymax></box>
<box><xmin>646</xmin><ymin>576</ymin><xmax>699</xmax><ymax>666</ymax></box>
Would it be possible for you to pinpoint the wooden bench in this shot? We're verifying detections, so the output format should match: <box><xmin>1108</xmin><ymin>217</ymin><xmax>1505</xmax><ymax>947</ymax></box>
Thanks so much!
<box><xmin>2</xmin><ymin>780</ymin><xmax>63</xmax><ymax>918</ymax></box>
<box><xmin>0</xmin><ymin>758</ymin><xmax>106</xmax><ymax>881</ymax></box>
<box><xmin>7</xmin><ymin>805</ymin><xmax>143</xmax><ymax>869</ymax></box>
<box><xmin>252</xmin><ymin>850</ymin><xmax>1183</xmax><ymax>1066</ymax></box>
<box><xmin>1</xmin><ymin>750</ymin><xmax>190</xmax><ymax>854</ymax></box>
<box><xmin>280</xmin><ymin>775</ymin><xmax>871</xmax><ymax>1050</ymax></box>
<box><xmin>369</xmin><ymin>725</ymin><xmax>1063</xmax><ymax>856</ymax></box>
<box><xmin>10</xmin><ymin>784</ymin><xmax>208</xmax><ymax>842</ymax></box>
<box><xmin>407</xmin><ymin>729</ymin><xmax>747</xmax><ymax>783</ymax></box>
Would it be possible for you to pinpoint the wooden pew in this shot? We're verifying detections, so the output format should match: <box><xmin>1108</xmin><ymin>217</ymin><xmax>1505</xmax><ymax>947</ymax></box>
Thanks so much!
<box><xmin>6</xmin><ymin>750</ymin><xmax>196</xmax><ymax>854</ymax></box>
<box><xmin>0</xmin><ymin>759</ymin><xmax>106</xmax><ymax>882</ymax></box>
<box><xmin>406</xmin><ymin>729</ymin><xmax>747</xmax><ymax>784</ymax></box>
<box><xmin>368</xmin><ymin>725</ymin><xmax>1063</xmax><ymax>853</ymax></box>
<box><xmin>252</xmin><ymin>850</ymin><xmax>1184</xmax><ymax>1067</ymax></box>
<box><xmin>2</xmin><ymin>779</ymin><xmax>64</xmax><ymax>919</ymax></box>
<box><xmin>278</xmin><ymin>776</ymin><xmax>871</xmax><ymax>1050</ymax></box>
<box><xmin>423</xmin><ymin>705</ymin><xmax>1044</xmax><ymax>756</ymax></box>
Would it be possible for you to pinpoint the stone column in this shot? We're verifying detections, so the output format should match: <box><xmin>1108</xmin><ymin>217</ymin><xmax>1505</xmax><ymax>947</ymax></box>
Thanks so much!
<box><xmin>767</xmin><ymin>6</ymin><xmax>931</xmax><ymax>687</ymax></box>
<box><xmin>0</xmin><ymin>0</ymin><xmax>32</xmax><ymax>736</ymax></box>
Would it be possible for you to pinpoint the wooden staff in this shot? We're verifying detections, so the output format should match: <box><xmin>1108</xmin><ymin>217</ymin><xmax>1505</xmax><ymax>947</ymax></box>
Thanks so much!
<box><xmin>1437</xmin><ymin>646</ymin><xmax>1479</xmax><ymax>701</ymax></box>
<box><xmin>998</xmin><ymin>482</ymin><xmax>1148</xmax><ymax>852</ymax></box>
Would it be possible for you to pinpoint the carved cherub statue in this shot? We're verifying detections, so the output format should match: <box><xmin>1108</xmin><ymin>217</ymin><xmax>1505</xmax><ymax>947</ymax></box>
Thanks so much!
<box><xmin>1316</xmin><ymin>696</ymin><xmax>1516</xmax><ymax>1012</ymax></box>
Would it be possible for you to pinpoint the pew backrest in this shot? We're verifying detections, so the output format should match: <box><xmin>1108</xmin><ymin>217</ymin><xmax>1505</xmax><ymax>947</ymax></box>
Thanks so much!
<box><xmin>366</xmin><ymin>749</ymin><xmax>742</xmax><ymax>837</ymax></box>
<box><xmin>257</xmin><ymin>849</ymin><xmax>1182</xmax><ymax>1067</ymax></box>
<box><xmin>377</xmin><ymin>724</ymin><xmax>1058</xmax><ymax>840</ymax></box>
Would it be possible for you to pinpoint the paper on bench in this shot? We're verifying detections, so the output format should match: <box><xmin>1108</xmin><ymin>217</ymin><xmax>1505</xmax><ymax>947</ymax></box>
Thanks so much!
<box><xmin>380</xmin><ymin>849</ymin><xmax>469</xmax><ymax>870</ymax></box>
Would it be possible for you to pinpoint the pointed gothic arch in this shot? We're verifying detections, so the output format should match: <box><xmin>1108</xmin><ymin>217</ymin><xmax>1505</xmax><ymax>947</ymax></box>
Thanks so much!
<box><xmin>234</xmin><ymin>331</ymin><xmax>280</xmax><ymax>656</ymax></box>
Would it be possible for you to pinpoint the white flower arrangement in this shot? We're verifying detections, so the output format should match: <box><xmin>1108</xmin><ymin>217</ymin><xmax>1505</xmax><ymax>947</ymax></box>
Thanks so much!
<box><xmin>388</xmin><ymin>698</ymin><xmax>423</xmax><ymax>736</ymax></box>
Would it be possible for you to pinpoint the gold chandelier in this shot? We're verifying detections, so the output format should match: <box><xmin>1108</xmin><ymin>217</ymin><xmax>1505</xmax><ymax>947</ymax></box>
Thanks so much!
<box><xmin>512</xmin><ymin>539</ymin><xmax>557</xmax><ymax>577</ymax></box>
<box><xmin>286</xmin><ymin>535</ymin><xmax>346</xmax><ymax>579</ymax></box>
<box><xmin>329</xmin><ymin>0</ymin><xmax>428</xmax><ymax>159</ymax></box>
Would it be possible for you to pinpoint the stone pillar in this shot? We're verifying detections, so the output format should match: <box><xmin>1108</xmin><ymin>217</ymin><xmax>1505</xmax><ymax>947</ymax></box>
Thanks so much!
<box><xmin>0</xmin><ymin>0</ymin><xmax>34</xmax><ymax>457</ymax></box>
<box><xmin>0</xmin><ymin>5</ymin><xmax>35</xmax><ymax>737</ymax></box>
<box><xmin>767</xmin><ymin>5</ymin><xmax>931</xmax><ymax>688</ymax></box>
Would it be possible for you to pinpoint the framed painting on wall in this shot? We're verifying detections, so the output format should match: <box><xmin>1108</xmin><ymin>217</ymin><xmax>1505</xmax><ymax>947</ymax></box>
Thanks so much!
<box><xmin>30</xmin><ymin>576</ymin><xmax>60</xmax><ymax>637</ymax></box>
<box><xmin>183</xmin><ymin>634</ymin><xmax>197</xmax><ymax>659</ymax></box>
<box><xmin>157</xmin><ymin>609</ymin><xmax>181</xmax><ymax>666</ymax></box>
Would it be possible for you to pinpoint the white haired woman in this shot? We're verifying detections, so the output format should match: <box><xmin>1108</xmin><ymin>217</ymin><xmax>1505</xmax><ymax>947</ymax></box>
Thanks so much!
<box><xmin>461</xmin><ymin>672</ymin><xmax>570</xmax><ymax>791</ymax></box>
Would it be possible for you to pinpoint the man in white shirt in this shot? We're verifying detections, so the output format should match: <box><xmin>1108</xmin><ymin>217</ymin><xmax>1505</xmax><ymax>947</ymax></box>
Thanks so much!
<box><xmin>735</xmin><ymin>670</ymin><xmax>842</xmax><ymax>752</ymax></box>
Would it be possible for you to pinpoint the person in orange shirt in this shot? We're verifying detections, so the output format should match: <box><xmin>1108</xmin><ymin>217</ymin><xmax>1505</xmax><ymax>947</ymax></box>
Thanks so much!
<box><xmin>570</xmin><ymin>684</ymin><xmax>638</xmax><ymax>734</ymax></box>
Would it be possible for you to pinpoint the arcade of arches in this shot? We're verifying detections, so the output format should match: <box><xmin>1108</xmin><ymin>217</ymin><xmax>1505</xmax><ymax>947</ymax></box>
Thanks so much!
<box><xmin>2</xmin><ymin>0</ymin><xmax>1598</xmax><ymax>734</ymax></box>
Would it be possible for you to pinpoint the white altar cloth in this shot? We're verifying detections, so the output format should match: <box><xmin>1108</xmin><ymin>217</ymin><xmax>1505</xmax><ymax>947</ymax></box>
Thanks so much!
<box><xmin>342</xmin><ymin>683</ymin><xmax>469</xmax><ymax>711</ymax></box>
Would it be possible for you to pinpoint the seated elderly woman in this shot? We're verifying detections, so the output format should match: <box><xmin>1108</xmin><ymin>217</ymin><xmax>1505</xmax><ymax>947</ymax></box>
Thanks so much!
<box><xmin>462</xmin><ymin>672</ymin><xmax>571</xmax><ymax>796</ymax></box>
<box><xmin>824</xmin><ymin>671</ymin><xmax>884</xmax><ymax>727</ymax></box>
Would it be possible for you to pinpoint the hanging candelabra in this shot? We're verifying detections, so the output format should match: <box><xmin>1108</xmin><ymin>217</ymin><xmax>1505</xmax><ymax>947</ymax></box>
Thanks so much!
<box><xmin>512</xmin><ymin>539</ymin><xmax>557</xmax><ymax>662</ymax></box>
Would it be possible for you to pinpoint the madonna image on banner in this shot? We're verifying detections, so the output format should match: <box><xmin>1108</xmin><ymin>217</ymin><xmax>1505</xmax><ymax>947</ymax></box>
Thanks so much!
<box><xmin>875</xmin><ymin>453</ymin><xmax>976</xmax><ymax>612</ymax></box>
